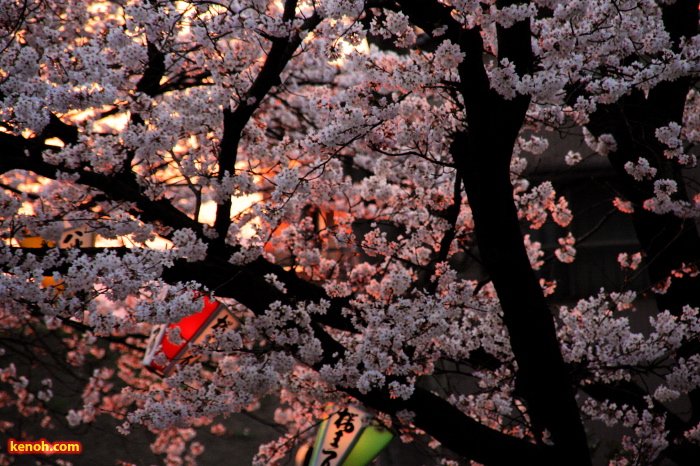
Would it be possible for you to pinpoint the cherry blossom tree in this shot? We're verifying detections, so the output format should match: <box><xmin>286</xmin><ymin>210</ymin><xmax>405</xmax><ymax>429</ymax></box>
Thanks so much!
<box><xmin>1</xmin><ymin>0</ymin><xmax>700</xmax><ymax>465</ymax></box>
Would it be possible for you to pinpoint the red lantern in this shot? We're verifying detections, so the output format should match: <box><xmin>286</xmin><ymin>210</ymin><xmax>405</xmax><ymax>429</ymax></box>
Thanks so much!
<box><xmin>142</xmin><ymin>297</ymin><xmax>240</xmax><ymax>376</ymax></box>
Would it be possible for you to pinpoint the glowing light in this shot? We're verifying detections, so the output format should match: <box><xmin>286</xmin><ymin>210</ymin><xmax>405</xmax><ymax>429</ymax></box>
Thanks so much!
<box><xmin>45</xmin><ymin>137</ymin><xmax>65</xmax><ymax>147</ymax></box>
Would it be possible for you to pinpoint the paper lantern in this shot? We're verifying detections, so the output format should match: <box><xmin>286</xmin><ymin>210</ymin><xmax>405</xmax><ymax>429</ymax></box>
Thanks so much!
<box><xmin>16</xmin><ymin>224</ymin><xmax>95</xmax><ymax>297</ymax></box>
<box><xmin>18</xmin><ymin>224</ymin><xmax>96</xmax><ymax>249</ymax></box>
<box><xmin>308</xmin><ymin>405</ymin><xmax>393</xmax><ymax>466</ymax></box>
<box><xmin>57</xmin><ymin>225</ymin><xmax>95</xmax><ymax>248</ymax></box>
<box><xmin>40</xmin><ymin>276</ymin><xmax>66</xmax><ymax>296</ymax></box>
<box><xmin>142</xmin><ymin>297</ymin><xmax>240</xmax><ymax>376</ymax></box>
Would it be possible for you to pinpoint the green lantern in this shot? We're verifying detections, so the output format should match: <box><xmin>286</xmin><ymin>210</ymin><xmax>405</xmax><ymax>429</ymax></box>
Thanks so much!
<box><xmin>309</xmin><ymin>405</ymin><xmax>394</xmax><ymax>466</ymax></box>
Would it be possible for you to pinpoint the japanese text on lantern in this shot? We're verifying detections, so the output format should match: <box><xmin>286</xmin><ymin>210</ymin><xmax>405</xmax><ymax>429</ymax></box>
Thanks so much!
<box><xmin>320</xmin><ymin>408</ymin><xmax>358</xmax><ymax>466</ymax></box>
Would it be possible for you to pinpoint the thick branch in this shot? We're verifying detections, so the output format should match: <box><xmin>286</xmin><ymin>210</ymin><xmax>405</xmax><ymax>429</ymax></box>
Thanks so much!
<box><xmin>0</xmin><ymin>133</ymin><xmax>205</xmax><ymax>238</ymax></box>
<box><xmin>350</xmin><ymin>387</ymin><xmax>549</xmax><ymax>465</ymax></box>
<box><xmin>136</xmin><ymin>41</ymin><xmax>166</xmax><ymax>98</ymax></box>
<box><xmin>161</xmin><ymin>255</ymin><xmax>355</xmax><ymax>332</ymax></box>
<box><xmin>213</xmin><ymin>6</ymin><xmax>322</xmax><ymax>245</ymax></box>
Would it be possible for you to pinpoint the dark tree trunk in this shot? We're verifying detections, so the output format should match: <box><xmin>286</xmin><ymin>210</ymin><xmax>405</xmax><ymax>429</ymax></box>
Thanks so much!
<box><xmin>585</xmin><ymin>0</ymin><xmax>700</xmax><ymax>455</ymax></box>
<box><xmin>395</xmin><ymin>0</ymin><xmax>591</xmax><ymax>462</ymax></box>
<box><xmin>588</xmin><ymin>83</ymin><xmax>700</xmax><ymax>316</ymax></box>
<box><xmin>587</xmin><ymin>83</ymin><xmax>700</xmax><ymax>464</ymax></box>
<box><xmin>452</xmin><ymin>120</ymin><xmax>591</xmax><ymax>465</ymax></box>
<box><xmin>454</xmin><ymin>14</ymin><xmax>592</xmax><ymax>466</ymax></box>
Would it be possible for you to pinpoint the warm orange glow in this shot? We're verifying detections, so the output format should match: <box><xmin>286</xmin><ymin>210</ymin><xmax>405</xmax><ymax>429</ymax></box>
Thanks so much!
<box><xmin>44</xmin><ymin>137</ymin><xmax>65</xmax><ymax>147</ymax></box>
